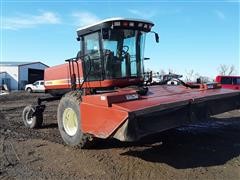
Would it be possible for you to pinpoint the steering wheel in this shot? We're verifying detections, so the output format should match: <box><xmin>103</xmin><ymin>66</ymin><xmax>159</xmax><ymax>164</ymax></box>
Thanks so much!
<box><xmin>121</xmin><ymin>45</ymin><xmax>129</xmax><ymax>56</ymax></box>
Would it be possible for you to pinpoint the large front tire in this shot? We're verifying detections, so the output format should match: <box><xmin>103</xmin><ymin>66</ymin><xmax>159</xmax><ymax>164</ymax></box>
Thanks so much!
<box><xmin>22</xmin><ymin>105</ymin><xmax>43</xmax><ymax>128</ymax></box>
<box><xmin>57</xmin><ymin>91</ymin><xmax>91</xmax><ymax>148</ymax></box>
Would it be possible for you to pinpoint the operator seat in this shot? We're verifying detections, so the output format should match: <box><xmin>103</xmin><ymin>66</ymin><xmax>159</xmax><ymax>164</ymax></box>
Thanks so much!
<box><xmin>104</xmin><ymin>50</ymin><xmax>121</xmax><ymax>78</ymax></box>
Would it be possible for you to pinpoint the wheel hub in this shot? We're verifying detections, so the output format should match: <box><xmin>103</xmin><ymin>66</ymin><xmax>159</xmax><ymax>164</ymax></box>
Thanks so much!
<box><xmin>26</xmin><ymin>108</ymin><xmax>34</xmax><ymax>124</ymax></box>
<box><xmin>62</xmin><ymin>108</ymin><xmax>78</xmax><ymax>136</ymax></box>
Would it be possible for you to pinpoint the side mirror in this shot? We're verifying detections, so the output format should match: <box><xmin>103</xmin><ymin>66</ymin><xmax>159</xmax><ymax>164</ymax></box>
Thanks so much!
<box><xmin>151</xmin><ymin>31</ymin><xmax>159</xmax><ymax>43</ymax></box>
<box><xmin>155</xmin><ymin>33</ymin><xmax>159</xmax><ymax>43</ymax></box>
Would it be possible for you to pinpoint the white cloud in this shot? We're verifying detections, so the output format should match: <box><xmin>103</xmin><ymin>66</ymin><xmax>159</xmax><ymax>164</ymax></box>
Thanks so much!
<box><xmin>215</xmin><ymin>10</ymin><xmax>226</xmax><ymax>20</ymax></box>
<box><xmin>2</xmin><ymin>11</ymin><xmax>61</xmax><ymax>30</ymax></box>
<box><xmin>72</xmin><ymin>12</ymin><xmax>100</xmax><ymax>27</ymax></box>
<box><xmin>128</xmin><ymin>9</ymin><xmax>157</xmax><ymax>19</ymax></box>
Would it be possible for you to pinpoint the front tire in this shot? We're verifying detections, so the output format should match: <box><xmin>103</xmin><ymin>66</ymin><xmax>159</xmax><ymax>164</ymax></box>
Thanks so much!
<box><xmin>22</xmin><ymin>105</ymin><xmax>43</xmax><ymax>128</ymax></box>
<box><xmin>57</xmin><ymin>91</ymin><xmax>92</xmax><ymax>148</ymax></box>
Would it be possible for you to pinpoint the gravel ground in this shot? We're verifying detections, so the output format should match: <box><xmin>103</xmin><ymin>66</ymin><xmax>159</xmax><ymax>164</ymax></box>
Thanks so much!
<box><xmin>0</xmin><ymin>92</ymin><xmax>240</xmax><ymax>179</ymax></box>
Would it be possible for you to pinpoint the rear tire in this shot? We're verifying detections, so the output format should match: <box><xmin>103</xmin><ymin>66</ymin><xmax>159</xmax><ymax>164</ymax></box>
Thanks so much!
<box><xmin>57</xmin><ymin>91</ymin><xmax>92</xmax><ymax>148</ymax></box>
<box><xmin>26</xmin><ymin>88</ymin><xmax>32</xmax><ymax>93</ymax></box>
<box><xmin>22</xmin><ymin>105</ymin><xmax>43</xmax><ymax>128</ymax></box>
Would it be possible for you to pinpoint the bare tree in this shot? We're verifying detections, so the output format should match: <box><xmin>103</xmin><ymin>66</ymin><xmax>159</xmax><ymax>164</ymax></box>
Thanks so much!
<box><xmin>228</xmin><ymin>65</ymin><xmax>235</xmax><ymax>75</ymax></box>
<box><xmin>218</xmin><ymin>64</ymin><xmax>236</xmax><ymax>75</ymax></box>
<box><xmin>194</xmin><ymin>72</ymin><xmax>211</xmax><ymax>83</ymax></box>
<box><xmin>201</xmin><ymin>76</ymin><xmax>211</xmax><ymax>83</ymax></box>
<box><xmin>199</xmin><ymin>76</ymin><xmax>211</xmax><ymax>83</ymax></box>
<box><xmin>145</xmin><ymin>68</ymin><xmax>153</xmax><ymax>72</ymax></box>
<box><xmin>194</xmin><ymin>72</ymin><xmax>200</xmax><ymax>79</ymax></box>
<box><xmin>185</xmin><ymin>69</ymin><xmax>195</xmax><ymax>82</ymax></box>
<box><xmin>168</xmin><ymin>68</ymin><xmax>175</xmax><ymax>74</ymax></box>
<box><xmin>159</xmin><ymin>69</ymin><xmax>166</xmax><ymax>76</ymax></box>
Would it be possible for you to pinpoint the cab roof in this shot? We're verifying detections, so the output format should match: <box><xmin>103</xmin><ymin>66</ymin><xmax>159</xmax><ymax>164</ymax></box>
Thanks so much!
<box><xmin>76</xmin><ymin>17</ymin><xmax>154</xmax><ymax>37</ymax></box>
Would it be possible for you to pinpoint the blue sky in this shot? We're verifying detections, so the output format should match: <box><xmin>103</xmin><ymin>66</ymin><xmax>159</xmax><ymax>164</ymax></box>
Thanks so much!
<box><xmin>1</xmin><ymin>0</ymin><xmax>239</xmax><ymax>78</ymax></box>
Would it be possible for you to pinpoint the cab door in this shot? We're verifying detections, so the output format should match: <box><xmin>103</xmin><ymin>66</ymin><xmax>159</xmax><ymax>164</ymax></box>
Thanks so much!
<box><xmin>39</xmin><ymin>81</ymin><xmax>45</xmax><ymax>92</ymax></box>
<box><xmin>233</xmin><ymin>77</ymin><xmax>240</xmax><ymax>90</ymax></box>
<box><xmin>220</xmin><ymin>77</ymin><xmax>233</xmax><ymax>89</ymax></box>
<box><xmin>32</xmin><ymin>81</ymin><xmax>39</xmax><ymax>91</ymax></box>
<box><xmin>83</xmin><ymin>32</ymin><xmax>103</xmax><ymax>81</ymax></box>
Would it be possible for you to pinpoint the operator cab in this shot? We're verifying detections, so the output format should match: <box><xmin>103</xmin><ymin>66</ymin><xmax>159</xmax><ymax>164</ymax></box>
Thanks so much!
<box><xmin>76</xmin><ymin>18</ymin><xmax>158</xmax><ymax>87</ymax></box>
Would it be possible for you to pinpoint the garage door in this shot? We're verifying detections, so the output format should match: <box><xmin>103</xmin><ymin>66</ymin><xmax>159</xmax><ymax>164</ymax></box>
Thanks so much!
<box><xmin>28</xmin><ymin>68</ymin><xmax>44</xmax><ymax>83</ymax></box>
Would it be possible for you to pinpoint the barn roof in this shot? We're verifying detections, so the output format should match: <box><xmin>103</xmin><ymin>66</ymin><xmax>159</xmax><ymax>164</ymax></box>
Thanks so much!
<box><xmin>0</xmin><ymin>61</ymin><xmax>49</xmax><ymax>67</ymax></box>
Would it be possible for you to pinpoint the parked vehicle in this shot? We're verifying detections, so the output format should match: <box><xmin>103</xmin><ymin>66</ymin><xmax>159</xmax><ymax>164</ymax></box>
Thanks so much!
<box><xmin>25</xmin><ymin>80</ymin><xmax>45</xmax><ymax>93</ymax></box>
<box><xmin>215</xmin><ymin>75</ymin><xmax>240</xmax><ymax>90</ymax></box>
<box><xmin>152</xmin><ymin>76</ymin><xmax>161</xmax><ymax>84</ymax></box>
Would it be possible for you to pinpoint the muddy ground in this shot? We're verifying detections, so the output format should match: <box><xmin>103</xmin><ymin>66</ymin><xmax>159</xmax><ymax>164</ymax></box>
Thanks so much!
<box><xmin>0</xmin><ymin>92</ymin><xmax>240</xmax><ymax>179</ymax></box>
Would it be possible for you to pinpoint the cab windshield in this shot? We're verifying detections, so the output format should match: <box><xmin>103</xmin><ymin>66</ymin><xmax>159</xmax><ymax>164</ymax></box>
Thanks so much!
<box><xmin>103</xmin><ymin>29</ymin><xmax>146</xmax><ymax>79</ymax></box>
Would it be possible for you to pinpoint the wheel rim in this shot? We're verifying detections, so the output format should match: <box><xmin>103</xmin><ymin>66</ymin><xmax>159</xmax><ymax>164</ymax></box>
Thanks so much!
<box><xmin>62</xmin><ymin>108</ymin><xmax>78</xmax><ymax>136</ymax></box>
<box><xmin>26</xmin><ymin>108</ymin><xmax>34</xmax><ymax>124</ymax></box>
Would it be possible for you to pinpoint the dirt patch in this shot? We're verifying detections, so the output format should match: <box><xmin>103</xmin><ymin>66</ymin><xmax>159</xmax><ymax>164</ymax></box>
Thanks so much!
<box><xmin>0</xmin><ymin>92</ymin><xmax>240</xmax><ymax>179</ymax></box>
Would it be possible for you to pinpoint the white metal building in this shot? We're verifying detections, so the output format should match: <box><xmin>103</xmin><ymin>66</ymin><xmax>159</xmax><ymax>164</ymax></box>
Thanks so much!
<box><xmin>0</xmin><ymin>62</ymin><xmax>49</xmax><ymax>90</ymax></box>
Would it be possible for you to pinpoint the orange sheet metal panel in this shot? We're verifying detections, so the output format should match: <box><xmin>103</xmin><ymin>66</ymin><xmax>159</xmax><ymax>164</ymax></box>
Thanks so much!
<box><xmin>80</xmin><ymin>102</ymin><xmax>129</xmax><ymax>138</ymax></box>
<box><xmin>82</xmin><ymin>78</ymin><xmax>143</xmax><ymax>88</ymax></box>
<box><xmin>45</xmin><ymin>61</ymin><xmax>144</xmax><ymax>90</ymax></box>
<box><xmin>112</xmin><ymin>85</ymin><xmax>240</xmax><ymax>112</ymax></box>
<box><xmin>81</xmin><ymin>89</ymin><xmax>139</xmax><ymax>107</ymax></box>
<box><xmin>44</xmin><ymin>61</ymin><xmax>84</xmax><ymax>90</ymax></box>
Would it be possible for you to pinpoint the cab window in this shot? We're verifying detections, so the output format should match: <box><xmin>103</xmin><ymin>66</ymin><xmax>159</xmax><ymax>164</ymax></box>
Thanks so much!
<box><xmin>83</xmin><ymin>32</ymin><xmax>102</xmax><ymax>81</ymax></box>
<box><xmin>84</xmin><ymin>32</ymin><xmax>100</xmax><ymax>59</ymax></box>
<box><xmin>233</xmin><ymin>77</ymin><xmax>240</xmax><ymax>85</ymax></box>
<box><xmin>33</xmin><ymin>81</ymin><xmax>39</xmax><ymax>85</ymax></box>
<box><xmin>221</xmin><ymin>77</ymin><xmax>232</xmax><ymax>84</ymax></box>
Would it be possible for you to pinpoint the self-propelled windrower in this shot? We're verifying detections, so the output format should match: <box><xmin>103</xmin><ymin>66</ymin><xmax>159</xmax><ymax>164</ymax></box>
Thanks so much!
<box><xmin>22</xmin><ymin>18</ymin><xmax>240</xmax><ymax>148</ymax></box>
